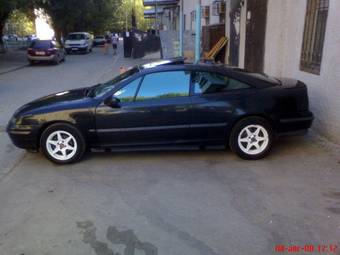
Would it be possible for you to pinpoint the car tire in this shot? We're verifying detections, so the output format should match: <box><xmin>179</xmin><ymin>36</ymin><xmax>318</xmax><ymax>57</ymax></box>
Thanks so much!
<box><xmin>229</xmin><ymin>116</ymin><xmax>273</xmax><ymax>160</ymax></box>
<box><xmin>28</xmin><ymin>60</ymin><xmax>35</xmax><ymax>65</ymax></box>
<box><xmin>53</xmin><ymin>58</ymin><xmax>59</xmax><ymax>65</ymax></box>
<box><xmin>40</xmin><ymin>123</ymin><xmax>86</xmax><ymax>164</ymax></box>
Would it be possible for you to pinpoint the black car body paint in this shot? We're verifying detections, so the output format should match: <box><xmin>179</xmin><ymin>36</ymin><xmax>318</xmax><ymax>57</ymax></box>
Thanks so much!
<box><xmin>7</xmin><ymin>62</ymin><xmax>314</xmax><ymax>151</ymax></box>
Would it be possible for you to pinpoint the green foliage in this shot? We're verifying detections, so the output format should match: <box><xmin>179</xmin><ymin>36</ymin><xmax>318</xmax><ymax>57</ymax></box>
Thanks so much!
<box><xmin>111</xmin><ymin>0</ymin><xmax>149</xmax><ymax>31</ymax></box>
<box><xmin>6</xmin><ymin>9</ymin><xmax>36</xmax><ymax>36</ymax></box>
<box><xmin>37</xmin><ymin>0</ymin><xmax>123</xmax><ymax>38</ymax></box>
<box><xmin>0</xmin><ymin>0</ymin><xmax>32</xmax><ymax>51</ymax></box>
<box><xmin>0</xmin><ymin>0</ymin><xmax>151</xmax><ymax>46</ymax></box>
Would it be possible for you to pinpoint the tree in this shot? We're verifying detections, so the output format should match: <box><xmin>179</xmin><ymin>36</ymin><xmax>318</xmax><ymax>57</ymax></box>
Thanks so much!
<box><xmin>36</xmin><ymin>0</ymin><xmax>122</xmax><ymax>42</ymax></box>
<box><xmin>0</xmin><ymin>0</ymin><xmax>33</xmax><ymax>52</ymax></box>
<box><xmin>111</xmin><ymin>0</ymin><xmax>149</xmax><ymax>32</ymax></box>
<box><xmin>6</xmin><ymin>9</ymin><xmax>35</xmax><ymax>37</ymax></box>
<box><xmin>0</xmin><ymin>0</ymin><xmax>18</xmax><ymax>52</ymax></box>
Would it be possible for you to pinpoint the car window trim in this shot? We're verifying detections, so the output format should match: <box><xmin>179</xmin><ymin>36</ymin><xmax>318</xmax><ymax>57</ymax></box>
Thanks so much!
<box><xmin>99</xmin><ymin>70</ymin><xmax>141</xmax><ymax>99</ymax></box>
<box><xmin>134</xmin><ymin>70</ymin><xmax>191</xmax><ymax>102</ymax></box>
<box><xmin>114</xmin><ymin>76</ymin><xmax>144</xmax><ymax>103</ymax></box>
<box><xmin>190</xmin><ymin>71</ymin><xmax>254</xmax><ymax>96</ymax></box>
<box><xmin>104</xmin><ymin>75</ymin><xmax>143</xmax><ymax>104</ymax></box>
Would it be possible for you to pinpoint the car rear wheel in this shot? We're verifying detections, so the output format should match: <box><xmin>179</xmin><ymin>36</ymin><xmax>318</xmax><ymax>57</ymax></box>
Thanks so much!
<box><xmin>40</xmin><ymin>123</ymin><xmax>86</xmax><ymax>164</ymax></box>
<box><xmin>229</xmin><ymin>117</ymin><xmax>273</xmax><ymax>160</ymax></box>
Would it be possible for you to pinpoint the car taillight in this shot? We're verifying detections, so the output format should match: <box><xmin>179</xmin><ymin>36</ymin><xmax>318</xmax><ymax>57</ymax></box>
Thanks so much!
<box><xmin>27</xmin><ymin>48</ymin><xmax>33</xmax><ymax>54</ymax></box>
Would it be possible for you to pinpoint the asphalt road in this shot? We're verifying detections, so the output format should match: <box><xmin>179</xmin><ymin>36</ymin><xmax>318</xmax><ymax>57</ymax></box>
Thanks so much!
<box><xmin>0</xmin><ymin>47</ymin><xmax>339</xmax><ymax>255</ymax></box>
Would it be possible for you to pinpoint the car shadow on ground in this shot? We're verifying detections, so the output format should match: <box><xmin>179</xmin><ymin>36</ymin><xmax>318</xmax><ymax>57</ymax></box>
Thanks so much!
<box><xmin>21</xmin><ymin>132</ymin><xmax>336</xmax><ymax>169</ymax></box>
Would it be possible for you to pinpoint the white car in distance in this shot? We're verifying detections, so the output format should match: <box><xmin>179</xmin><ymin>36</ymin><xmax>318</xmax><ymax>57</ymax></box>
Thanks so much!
<box><xmin>64</xmin><ymin>32</ymin><xmax>93</xmax><ymax>54</ymax></box>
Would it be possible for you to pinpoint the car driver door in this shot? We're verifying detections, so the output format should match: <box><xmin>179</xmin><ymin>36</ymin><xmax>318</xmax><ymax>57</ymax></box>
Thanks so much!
<box><xmin>95</xmin><ymin>70</ymin><xmax>192</xmax><ymax>146</ymax></box>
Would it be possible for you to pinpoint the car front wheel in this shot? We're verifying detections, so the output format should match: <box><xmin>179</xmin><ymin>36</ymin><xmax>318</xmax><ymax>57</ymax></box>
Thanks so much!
<box><xmin>229</xmin><ymin>117</ymin><xmax>273</xmax><ymax>160</ymax></box>
<box><xmin>40</xmin><ymin>123</ymin><xmax>86</xmax><ymax>164</ymax></box>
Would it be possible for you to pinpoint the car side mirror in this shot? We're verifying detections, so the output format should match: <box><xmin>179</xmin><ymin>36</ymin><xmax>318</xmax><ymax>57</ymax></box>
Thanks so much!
<box><xmin>104</xmin><ymin>96</ymin><xmax>121</xmax><ymax>108</ymax></box>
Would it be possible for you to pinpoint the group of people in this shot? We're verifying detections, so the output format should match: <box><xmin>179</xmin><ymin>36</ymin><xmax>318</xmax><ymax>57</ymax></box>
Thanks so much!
<box><xmin>103</xmin><ymin>33</ymin><xmax>119</xmax><ymax>55</ymax></box>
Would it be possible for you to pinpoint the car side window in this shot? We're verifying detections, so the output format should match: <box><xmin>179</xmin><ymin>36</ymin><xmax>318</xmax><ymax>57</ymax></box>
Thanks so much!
<box><xmin>113</xmin><ymin>77</ymin><xmax>141</xmax><ymax>103</ymax></box>
<box><xmin>136</xmin><ymin>71</ymin><xmax>190</xmax><ymax>101</ymax></box>
<box><xmin>193</xmin><ymin>71</ymin><xmax>250</xmax><ymax>94</ymax></box>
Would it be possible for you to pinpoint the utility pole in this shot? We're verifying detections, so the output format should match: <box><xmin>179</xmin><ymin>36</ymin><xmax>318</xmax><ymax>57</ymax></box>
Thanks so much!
<box><xmin>155</xmin><ymin>0</ymin><xmax>158</xmax><ymax>35</ymax></box>
<box><xmin>125</xmin><ymin>10</ymin><xmax>128</xmax><ymax>31</ymax></box>
<box><xmin>179</xmin><ymin>0</ymin><xmax>184</xmax><ymax>57</ymax></box>
<box><xmin>195</xmin><ymin>0</ymin><xmax>201</xmax><ymax>63</ymax></box>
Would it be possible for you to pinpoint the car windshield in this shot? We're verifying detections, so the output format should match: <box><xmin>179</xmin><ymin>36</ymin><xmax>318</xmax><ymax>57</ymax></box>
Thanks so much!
<box><xmin>95</xmin><ymin>36</ymin><xmax>104</xmax><ymax>39</ymax></box>
<box><xmin>67</xmin><ymin>34</ymin><xmax>85</xmax><ymax>40</ymax></box>
<box><xmin>30</xmin><ymin>40</ymin><xmax>51</xmax><ymax>49</ymax></box>
<box><xmin>89</xmin><ymin>67</ymin><xmax>140</xmax><ymax>97</ymax></box>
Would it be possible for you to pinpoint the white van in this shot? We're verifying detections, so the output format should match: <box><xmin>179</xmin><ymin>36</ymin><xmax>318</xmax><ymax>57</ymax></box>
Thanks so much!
<box><xmin>64</xmin><ymin>32</ymin><xmax>93</xmax><ymax>54</ymax></box>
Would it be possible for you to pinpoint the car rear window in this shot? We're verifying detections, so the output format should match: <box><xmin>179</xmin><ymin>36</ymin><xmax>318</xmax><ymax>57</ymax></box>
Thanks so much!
<box><xmin>30</xmin><ymin>40</ymin><xmax>51</xmax><ymax>49</ymax></box>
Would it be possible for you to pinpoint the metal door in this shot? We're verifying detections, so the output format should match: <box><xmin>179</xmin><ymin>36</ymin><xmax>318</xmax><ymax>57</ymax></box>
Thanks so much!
<box><xmin>244</xmin><ymin>0</ymin><xmax>268</xmax><ymax>72</ymax></box>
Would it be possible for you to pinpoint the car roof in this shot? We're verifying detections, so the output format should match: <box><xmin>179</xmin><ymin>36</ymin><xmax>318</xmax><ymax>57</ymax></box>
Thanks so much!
<box><xmin>137</xmin><ymin>58</ymin><xmax>278</xmax><ymax>88</ymax></box>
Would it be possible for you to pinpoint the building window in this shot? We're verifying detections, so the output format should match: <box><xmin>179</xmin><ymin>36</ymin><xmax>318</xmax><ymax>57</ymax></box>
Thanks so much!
<box><xmin>300</xmin><ymin>0</ymin><xmax>329</xmax><ymax>75</ymax></box>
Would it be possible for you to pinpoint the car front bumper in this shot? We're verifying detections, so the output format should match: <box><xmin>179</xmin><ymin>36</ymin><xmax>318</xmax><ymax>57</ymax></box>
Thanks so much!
<box><xmin>7</xmin><ymin>123</ymin><xmax>40</xmax><ymax>150</ymax></box>
<box><xmin>94</xmin><ymin>41</ymin><xmax>105</xmax><ymax>46</ymax></box>
<box><xmin>65</xmin><ymin>45</ymin><xmax>88</xmax><ymax>52</ymax></box>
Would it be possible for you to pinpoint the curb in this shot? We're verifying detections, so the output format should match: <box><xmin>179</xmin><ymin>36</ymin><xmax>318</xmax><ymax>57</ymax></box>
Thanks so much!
<box><xmin>0</xmin><ymin>64</ymin><xmax>28</xmax><ymax>75</ymax></box>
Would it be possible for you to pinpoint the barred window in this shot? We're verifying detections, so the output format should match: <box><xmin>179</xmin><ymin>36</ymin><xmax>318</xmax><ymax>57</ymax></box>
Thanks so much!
<box><xmin>300</xmin><ymin>0</ymin><xmax>329</xmax><ymax>75</ymax></box>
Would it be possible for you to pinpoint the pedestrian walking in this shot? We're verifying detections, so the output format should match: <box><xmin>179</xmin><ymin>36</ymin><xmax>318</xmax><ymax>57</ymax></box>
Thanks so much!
<box><xmin>103</xmin><ymin>33</ymin><xmax>111</xmax><ymax>55</ymax></box>
<box><xmin>111</xmin><ymin>33</ymin><xmax>118</xmax><ymax>56</ymax></box>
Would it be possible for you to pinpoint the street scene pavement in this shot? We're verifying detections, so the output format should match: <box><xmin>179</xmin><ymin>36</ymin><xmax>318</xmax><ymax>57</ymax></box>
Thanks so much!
<box><xmin>0</xmin><ymin>46</ymin><xmax>340</xmax><ymax>255</ymax></box>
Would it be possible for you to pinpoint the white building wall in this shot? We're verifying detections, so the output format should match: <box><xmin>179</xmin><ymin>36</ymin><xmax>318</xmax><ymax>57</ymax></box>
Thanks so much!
<box><xmin>183</xmin><ymin>0</ymin><xmax>196</xmax><ymax>30</ymax></box>
<box><xmin>182</xmin><ymin>0</ymin><xmax>223</xmax><ymax>30</ymax></box>
<box><xmin>238</xmin><ymin>0</ymin><xmax>247</xmax><ymax>68</ymax></box>
<box><xmin>264</xmin><ymin>0</ymin><xmax>340</xmax><ymax>144</ymax></box>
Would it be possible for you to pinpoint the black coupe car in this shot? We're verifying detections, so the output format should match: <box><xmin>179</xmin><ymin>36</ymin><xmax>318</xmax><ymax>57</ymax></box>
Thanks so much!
<box><xmin>7</xmin><ymin>59</ymin><xmax>313</xmax><ymax>164</ymax></box>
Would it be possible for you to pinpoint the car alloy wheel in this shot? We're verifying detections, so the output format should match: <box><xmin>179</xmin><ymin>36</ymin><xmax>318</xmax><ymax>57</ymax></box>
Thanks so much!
<box><xmin>237</xmin><ymin>125</ymin><xmax>269</xmax><ymax>155</ymax></box>
<box><xmin>46</xmin><ymin>130</ymin><xmax>77</xmax><ymax>161</ymax></box>
<box><xmin>40</xmin><ymin>123</ymin><xmax>86</xmax><ymax>164</ymax></box>
<box><xmin>229</xmin><ymin>116</ymin><xmax>273</xmax><ymax>160</ymax></box>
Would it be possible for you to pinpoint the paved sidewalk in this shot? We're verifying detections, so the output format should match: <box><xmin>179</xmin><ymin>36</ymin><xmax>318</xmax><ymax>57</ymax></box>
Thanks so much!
<box><xmin>0</xmin><ymin>49</ymin><xmax>28</xmax><ymax>75</ymax></box>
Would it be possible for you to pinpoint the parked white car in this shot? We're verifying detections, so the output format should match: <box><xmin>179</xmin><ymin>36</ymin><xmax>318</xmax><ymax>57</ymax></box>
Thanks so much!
<box><xmin>64</xmin><ymin>32</ymin><xmax>93</xmax><ymax>54</ymax></box>
<box><xmin>93</xmin><ymin>35</ymin><xmax>106</xmax><ymax>46</ymax></box>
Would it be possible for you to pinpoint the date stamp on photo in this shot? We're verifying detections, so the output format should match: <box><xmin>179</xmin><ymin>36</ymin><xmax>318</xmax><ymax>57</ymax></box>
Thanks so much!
<box><xmin>275</xmin><ymin>244</ymin><xmax>338</xmax><ymax>253</ymax></box>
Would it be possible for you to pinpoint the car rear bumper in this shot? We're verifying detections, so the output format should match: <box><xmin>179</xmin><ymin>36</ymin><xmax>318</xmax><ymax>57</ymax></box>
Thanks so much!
<box><xmin>28</xmin><ymin>55</ymin><xmax>57</xmax><ymax>61</ymax></box>
<box><xmin>277</xmin><ymin>111</ymin><xmax>314</xmax><ymax>134</ymax></box>
<box><xmin>7</xmin><ymin>124</ymin><xmax>39</xmax><ymax>150</ymax></box>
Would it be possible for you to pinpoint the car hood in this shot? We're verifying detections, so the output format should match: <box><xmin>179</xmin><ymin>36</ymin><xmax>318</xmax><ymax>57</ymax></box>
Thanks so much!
<box><xmin>14</xmin><ymin>87</ymin><xmax>89</xmax><ymax>117</ymax></box>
